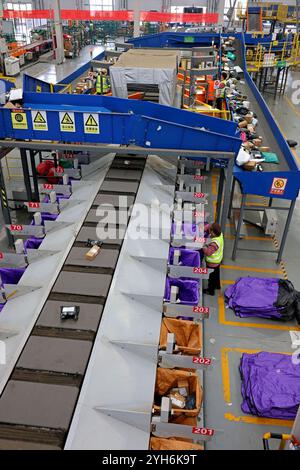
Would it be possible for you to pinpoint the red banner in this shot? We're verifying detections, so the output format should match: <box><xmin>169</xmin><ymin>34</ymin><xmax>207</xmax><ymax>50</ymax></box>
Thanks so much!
<box><xmin>140</xmin><ymin>12</ymin><xmax>219</xmax><ymax>23</ymax></box>
<box><xmin>3</xmin><ymin>10</ymin><xmax>218</xmax><ymax>23</ymax></box>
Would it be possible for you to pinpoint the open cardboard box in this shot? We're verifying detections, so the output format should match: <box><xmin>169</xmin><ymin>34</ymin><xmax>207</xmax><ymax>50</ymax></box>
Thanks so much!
<box><xmin>153</xmin><ymin>368</ymin><xmax>203</xmax><ymax>418</ymax></box>
<box><xmin>159</xmin><ymin>318</ymin><xmax>202</xmax><ymax>355</ymax></box>
<box><xmin>150</xmin><ymin>436</ymin><xmax>204</xmax><ymax>451</ymax></box>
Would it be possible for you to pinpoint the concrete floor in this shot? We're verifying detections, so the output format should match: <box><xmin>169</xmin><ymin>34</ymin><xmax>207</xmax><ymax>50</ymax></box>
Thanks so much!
<box><xmin>204</xmin><ymin>68</ymin><xmax>300</xmax><ymax>449</ymax></box>
<box><xmin>0</xmin><ymin>54</ymin><xmax>300</xmax><ymax>450</ymax></box>
<box><xmin>15</xmin><ymin>45</ymin><xmax>105</xmax><ymax>88</ymax></box>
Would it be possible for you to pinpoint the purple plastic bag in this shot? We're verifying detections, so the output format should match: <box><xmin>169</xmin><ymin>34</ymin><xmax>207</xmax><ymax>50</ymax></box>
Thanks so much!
<box><xmin>24</xmin><ymin>237</ymin><xmax>43</xmax><ymax>250</ymax></box>
<box><xmin>225</xmin><ymin>277</ymin><xmax>281</xmax><ymax>319</ymax></box>
<box><xmin>0</xmin><ymin>267</ymin><xmax>26</xmax><ymax>286</ymax></box>
<box><xmin>240</xmin><ymin>352</ymin><xmax>300</xmax><ymax>419</ymax></box>
<box><xmin>164</xmin><ymin>277</ymin><xmax>199</xmax><ymax>305</ymax></box>
<box><xmin>168</xmin><ymin>248</ymin><xmax>201</xmax><ymax>267</ymax></box>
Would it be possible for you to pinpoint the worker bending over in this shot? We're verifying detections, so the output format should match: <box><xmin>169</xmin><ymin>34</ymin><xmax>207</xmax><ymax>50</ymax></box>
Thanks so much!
<box><xmin>96</xmin><ymin>69</ymin><xmax>110</xmax><ymax>94</ymax></box>
<box><xmin>202</xmin><ymin>222</ymin><xmax>224</xmax><ymax>296</ymax></box>
<box><xmin>215</xmin><ymin>71</ymin><xmax>228</xmax><ymax>110</ymax></box>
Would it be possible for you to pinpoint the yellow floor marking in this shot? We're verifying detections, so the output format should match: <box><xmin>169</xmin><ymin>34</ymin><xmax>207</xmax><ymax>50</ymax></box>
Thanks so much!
<box><xmin>221</xmin><ymin>265</ymin><xmax>282</xmax><ymax>274</ymax></box>
<box><xmin>221</xmin><ymin>280</ymin><xmax>235</xmax><ymax>285</ymax></box>
<box><xmin>213</xmin><ymin>200</ymin><xmax>216</xmax><ymax>219</ymax></box>
<box><xmin>218</xmin><ymin>295</ymin><xmax>300</xmax><ymax>331</ymax></box>
<box><xmin>245</xmin><ymin>201</ymin><xmax>268</xmax><ymax>207</ymax></box>
<box><xmin>211</xmin><ymin>174</ymin><xmax>218</xmax><ymax>196</ymax></box>
<box><xmin>284</xmin><ymin>95</ymin><xmax>300</xmax><ymax>118</ymax></box>
<box><xmin>221</xmin><ymin>347</ymin><xmax>294</xmax><ymax>427</ymax></box>
<box><xmin>225</xmin><ymin>235</ymin><xmax>273</xmax><ymax>242</ymax></box>
<box><xmin>224</xmin><ymin>413</ymin><xmax>293</xmax><ymax>427</ymax></box>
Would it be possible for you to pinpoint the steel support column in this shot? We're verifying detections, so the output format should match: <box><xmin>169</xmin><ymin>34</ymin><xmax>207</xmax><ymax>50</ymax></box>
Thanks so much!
<box><xmin>232</xmin><ymin>192</ymin><xmax>247</xmax><ymax>260</ymax></box>
<box><xmin>20</xmin><ymin>148</ymin><xmax>34</xmax><ymax>202</ymax></box>
<box><xmin>277</xmin><ymin>198</ymin><xmax>297</xmax><ymax>263</ymax></box>
<box><xmin>220</xmin><ymin>157</ymin><xmax>234</xmax><ymax>234</ymax></box>
<box><xmin>228</xmin><ymin>175</ymin><xmax>236</xmax><ymax>220</ymax></box>
<box><xmin>29</xmin><ymin>150</ymin><xmax>40</xmax><ymax>202</ymax></box>
<box><xmin>215</xmin><ymin>168</ymin><xmax>224</xmax><ymax>225</ymax></box>
<box><xmin>0</xmin><ymin>160</ymin><xmax>14</xmax><ymax>247</ymax></box>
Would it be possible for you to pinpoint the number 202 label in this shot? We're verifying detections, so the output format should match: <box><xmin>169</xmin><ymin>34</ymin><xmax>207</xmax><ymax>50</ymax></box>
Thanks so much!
<box><xmin>192</xmin><ymin>357</ymin><xmax>211</xmax><ymax>366</ymax></box>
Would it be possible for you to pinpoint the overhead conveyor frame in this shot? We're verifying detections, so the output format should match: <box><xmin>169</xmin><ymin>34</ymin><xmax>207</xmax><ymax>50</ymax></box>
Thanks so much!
<box><xmin>0</xmin><ymin>91</ymin><xmax>241</xmax><ymax>233</ymax></box>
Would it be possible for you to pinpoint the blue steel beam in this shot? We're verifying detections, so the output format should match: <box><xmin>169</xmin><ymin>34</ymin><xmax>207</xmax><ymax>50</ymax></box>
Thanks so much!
<box><xmin>0</xmin><ymin>93</ymin><xmax>241</xmax><ymax>155</ymax></box>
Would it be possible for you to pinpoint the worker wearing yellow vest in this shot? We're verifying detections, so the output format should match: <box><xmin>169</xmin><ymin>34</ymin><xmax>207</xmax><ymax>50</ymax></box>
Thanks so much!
<box><xmin>96</xmin><ymin>69</ymin><xmax>110</xmax><ymax>94</ymax></box>
<box><xmin>215</xmin><ymin>71</ymin><xmax>228</xmax><ymax>111</ymax></box>
<box><xmin>202</xmin><ymin>222</ymin><xmax>224</xmax><ymax>296</ymax></box>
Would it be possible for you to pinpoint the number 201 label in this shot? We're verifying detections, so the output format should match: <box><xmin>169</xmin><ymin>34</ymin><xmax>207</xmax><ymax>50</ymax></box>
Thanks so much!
<box><xmin>192</xmin><ymin>427</ymin><xmax>214</xmax><ymax>436</ymax></box>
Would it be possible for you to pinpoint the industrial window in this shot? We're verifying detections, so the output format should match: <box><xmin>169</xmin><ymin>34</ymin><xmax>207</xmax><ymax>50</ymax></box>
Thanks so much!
<box><xmin>89</xmin><ymin>0</ymin><xmax>113</xmax><ymax>11</ymax></box>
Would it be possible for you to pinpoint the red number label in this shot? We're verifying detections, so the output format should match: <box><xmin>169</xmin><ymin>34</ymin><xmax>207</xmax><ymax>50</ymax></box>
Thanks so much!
<box><xmin>193</xmin><ymin>267</ymin><xmax>208</xmax><ymax>274</ymax></box>
<box><xmin>43</xmin><ymin>184</ymin><xmax>54</xmax><ymax>190</ymax></box>
<box><xmin>28</xmin><ymin>202</ymin><xmax>40</xmax><ymax>209</ymax></box>
<box><xmin>0</xmin><ymin>252</ymin><xmax>3</xmax><ymax>259</ymax></box>
<box><xmin>194</xmin><ymin>237</ymin><xmax>205</xmax><ymax>244</ymax></box>
<box><xmin>194</xmin><ymin>192</ymin><xmax>205</xmax><ymax>199</ymax></box>
<box><xmin>10</xmin><ymin>224</ymin><xmax>23</xmax><ymax>231</ymax></box>
<box><xmin>193</xmin><ymin>175</ymin><xmax>204</xmax><ymax>181</ymax></box>
<box><xmin>192</xmin><ymin>427</ymin><xmax>214</xmax><ymax>436</ymax></box>
<box><xmin>192</xmin><ymin>357</ymin><xmax>212</xmax><ymax>365</ymax></box>
<box><xmin>193</xmin><ymin>306</ymin><xmax>209</xmax><ymax>314</ymax></box>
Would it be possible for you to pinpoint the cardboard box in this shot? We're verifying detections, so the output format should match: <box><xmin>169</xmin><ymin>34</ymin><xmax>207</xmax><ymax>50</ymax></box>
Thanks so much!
<box><xmin>178</xmin><ymin>379</ymin><xmax>189</xmax><ymax>397</ymax></box>
<box><xmin>242</xmin><ymin>160</ymin><xmax>257</xmax><ymax>171</ymax></box>
<box><xmin>259</xmin><ymin>146</ymin><xmax>270</xmax><ymax>152</ymax></box>
<box><xmin>252</xmin><ymin>138</ymin><xmax>263</xmax><ymax>147</ymax></box>
<box><xmin>245</xmin><ymin>114</ymin><xmax>253</xmax><ymax>124</ymax></box>
<box><xmin>169</xmin><ymin>392</ymin><xmax>186</xmax><ymax>409</ymax></box>
<box><xmin>85</xmin><ymin>245</ymin><xmax>101</xmax><ymax>260</ymax></box>
<box><xmin>238</xmin><ymin>120</ymin><xmax>248</xmax><ymax>129</ymax></box>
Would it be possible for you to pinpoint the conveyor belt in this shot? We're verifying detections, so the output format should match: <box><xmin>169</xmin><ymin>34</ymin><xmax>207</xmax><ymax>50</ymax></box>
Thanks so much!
<box><xmin>0</xmin><ymin>154</ymin><xmax>147</xmax><ymax>450</ymax></box>
<box><xmin>234</xmin><ymin>40</ymin><xmax>289</xmax><ymax>172</ymax></box>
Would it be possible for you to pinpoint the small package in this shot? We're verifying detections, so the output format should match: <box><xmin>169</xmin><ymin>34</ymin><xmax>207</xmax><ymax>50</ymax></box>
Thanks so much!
<box><xmin>85</xmin><ymin>244</ymin><xmax>101</xmax><ymax>260</ymax></box>
<box><xmin>259</xmin><ymin>146</ymin><xmax>270</xmax><ymax>152</ymax></box>
<box><xmin>242</xmin><ymin>160</ymin><xmax>257</xmax><ymax>171</ymax></box>
<box><xmin>238</xmin><ymin>120</ymin><xmax>248</xmax><ymax>129</ymax></box>
<box><xmin>178</xmin><ymin>379</ymin><xmax>189</xmax><ymax>397</ymax></box>
<box><xmin>252</xmin><ymin>138</ymin><xmax>263</xmax><ymax>147</ymax></box>
<box><xmin>169</xmin><ymin>392</ymin><xmax>186</xmax><ymax>409</ymax></box>
<box><xmin>245</xmin><ymin>114</ymin><xmax>253</xmax><ymax>124</ymax></box>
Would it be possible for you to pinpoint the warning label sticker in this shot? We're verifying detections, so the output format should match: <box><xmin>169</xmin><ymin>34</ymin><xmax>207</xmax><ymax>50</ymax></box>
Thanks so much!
<box><xmin>31</xmin><ymin>110</ymin><xmax>48</xmax><ymax>131</ymax></box>
<box><xmin>36</xmin><ymin>85</ymin><xmax>42</xmax><ymax>92</ymax></box>
<box><xmin>59</xmin><ymin>111</ymin><xmax>75</xmax><ymax>132</ymax></box>
<box><xmin>83</xmin><ymin>113</ymin><xmax>100</xmax><ymax>134</ymax></box>
<box><xmin>11</xmin><ymin>110</ymin><xmax>28</xmax><ymax>130</ymax></box>
<box><xmin>270</xmin><ymin>177</ymin><xmax>288</xmax><ymax>195</ymax></box>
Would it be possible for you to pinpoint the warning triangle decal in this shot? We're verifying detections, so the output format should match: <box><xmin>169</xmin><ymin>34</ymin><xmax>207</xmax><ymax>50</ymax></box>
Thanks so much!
<box><xmin>85</xmin><ymin>114</ymin><xmax>98</xmax><ymax>127</ymax></box>
<box><xmin>34</xmin><ymin>111</ymin><xmax>46</xmax><ymax>123</ymax></box>
<box><xmin>61</xmin><ymin>113</ymin><xmax>74</xmax><ymax>125</ymax></box>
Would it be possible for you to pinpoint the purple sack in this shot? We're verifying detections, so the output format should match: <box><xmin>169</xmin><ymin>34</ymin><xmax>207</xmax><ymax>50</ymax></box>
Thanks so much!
<box><xmin>240</xmin><ymin>352</ymin><xmax>300</xmax><ymax>419</ymax></box>
<box><xmin>164</xmin><ymin>277</ymin><xmax>199</xmax><ymax>305</ymax></box>
<box><xmin>168</xmin><ymin>248</ymin><xmax>200</xmax><ymax>267</ymax></box>
<box><xmin>225</xmin><ymin>277</ymin><xmax>282</xmax><ymax>319</ymax></box>
<box><xmin>0</xmin><ymin>267</ymin><xmax>26</xmax><ymax>286</ymax></box>
<box><xmin>24</xmin><ymin>237</ymin><xmax>43</xmax><ymax>250</ymax></box>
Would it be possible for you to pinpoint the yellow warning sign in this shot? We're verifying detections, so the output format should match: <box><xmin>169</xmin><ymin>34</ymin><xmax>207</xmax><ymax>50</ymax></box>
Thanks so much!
<box><xmin>36</xmin><ymin>85</ymin><xmax>42</xmax><ymax>92</ymax></box>
<box><xmin>11</xmin><ymin>110</ymin><xmax>28</xmax><ymax>130</ymax></box>
<box><xmin>31</xmin><ymin>110</ymin><xmax>48</xmax><ymax>131</ymax></box>
<box><xmin>83</xmin><ymin>113</ymin><xmax>99</xmax><ymax>134</ymax></box>
<box><xmin>59</xmin><ymin>111</ymin><xmax>75</xmax><ymax>132</ymax></box>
